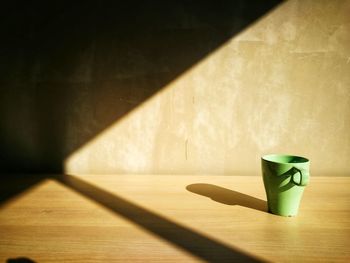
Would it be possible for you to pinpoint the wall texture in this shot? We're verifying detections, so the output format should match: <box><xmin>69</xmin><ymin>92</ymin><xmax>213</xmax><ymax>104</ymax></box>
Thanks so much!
<box><xmin>1</xmin><ymin>0</ymin><xmax>349</xmax><ymax>176</ymax></box>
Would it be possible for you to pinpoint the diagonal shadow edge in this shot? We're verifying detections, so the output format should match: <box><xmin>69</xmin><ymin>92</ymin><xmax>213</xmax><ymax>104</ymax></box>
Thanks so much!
<box><xmin>0</xmin><ymin>173</ymin><xmax>48</xmax><ymax>207</ymax></box>
<box><xmin>0</xmin><ymin>0</ymin><xmax>283</xmax><ymax>173</ymax></box>
<box><xmin>54</xmin><ymin>174</ymin><xmax>265</xmax><ymax>262</ymax></box>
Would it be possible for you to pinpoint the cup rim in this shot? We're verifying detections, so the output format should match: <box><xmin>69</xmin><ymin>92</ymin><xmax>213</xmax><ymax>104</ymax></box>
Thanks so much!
<box><xmin>262</xmin><ymin>154</ymin><xmax>309</xmax><ymax>164</ymax></box>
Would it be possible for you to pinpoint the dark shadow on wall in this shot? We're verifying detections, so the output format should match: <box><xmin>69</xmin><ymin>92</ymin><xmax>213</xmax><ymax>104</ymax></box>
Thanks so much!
<box><xmin>55</xmin><ymin>174</ymin><xmax>264</xmax><ymax>262</ymax></box>
<box><xmin>0</xmin><ymin>0</ymin><xmax>282</xmax><ymax>173</ymax></box>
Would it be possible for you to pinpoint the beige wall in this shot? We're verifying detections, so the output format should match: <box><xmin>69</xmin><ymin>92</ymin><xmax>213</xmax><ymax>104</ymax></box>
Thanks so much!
<box><xmin>1</xmin><ymin>1</ymin><xmax>349</xmax><ymax>176</ymax></box>
<box><xmin>66</xmin><ymin>0</ymin><xmax>350</xmax><ymax>176</ymax></box>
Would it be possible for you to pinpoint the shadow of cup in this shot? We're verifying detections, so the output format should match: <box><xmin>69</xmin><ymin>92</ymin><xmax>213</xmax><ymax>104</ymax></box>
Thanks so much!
<box><xmin>186</xmin><ymin>184</ymin><xmax>267</xmax><ymax>213</ymax></box>
<box><xmin>7</xmin><ymin>258</ymin><xmax>37</xmax><ymax>263</ymax></box>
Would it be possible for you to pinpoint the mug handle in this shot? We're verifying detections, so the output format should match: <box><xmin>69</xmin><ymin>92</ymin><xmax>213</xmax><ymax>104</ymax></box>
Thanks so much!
<box><xmin>292</xmin><ymin>168</ymin><xmax>309</xmax><ymax>186</ymax></box>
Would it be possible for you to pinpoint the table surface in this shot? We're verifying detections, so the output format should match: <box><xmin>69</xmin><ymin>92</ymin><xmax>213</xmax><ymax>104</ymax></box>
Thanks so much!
<box><xmin>0</xmin><ymin>174</ymin><xmax>349</xmax><ymax>262</ymax></box>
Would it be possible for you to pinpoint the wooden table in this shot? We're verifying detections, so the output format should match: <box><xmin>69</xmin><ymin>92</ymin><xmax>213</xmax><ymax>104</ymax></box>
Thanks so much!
<box><xmin>0</xmin><ymin>174</ymin><xmax>349</xmax><ymax>262</ymax></box>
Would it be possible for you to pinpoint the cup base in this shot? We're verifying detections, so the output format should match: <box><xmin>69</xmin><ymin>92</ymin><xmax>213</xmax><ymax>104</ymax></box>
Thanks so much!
<box><xmin>268</xmin><ymin>208</ymin><xmax>297</xmax><ymax>217</ymax></box>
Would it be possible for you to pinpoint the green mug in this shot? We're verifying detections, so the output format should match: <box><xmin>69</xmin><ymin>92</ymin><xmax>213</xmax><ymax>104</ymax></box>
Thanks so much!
<box><xmin>261</xmin><ymin>154</ymin><xmax>310</xmax><ymax>217</ymax></box>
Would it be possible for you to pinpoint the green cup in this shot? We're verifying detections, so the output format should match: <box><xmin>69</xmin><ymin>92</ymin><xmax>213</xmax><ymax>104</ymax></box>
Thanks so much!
<box><xmin>261</xmin><ymin>154</ymin><xmax>310</xmax><ymax>217</ymax></box>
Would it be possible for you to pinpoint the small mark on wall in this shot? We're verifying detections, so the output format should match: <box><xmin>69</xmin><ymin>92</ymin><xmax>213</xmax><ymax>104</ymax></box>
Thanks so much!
<box><xmin>185</xmin><ymin>139</ymin><xmax>188</xmax><ymax>161</ymax></box>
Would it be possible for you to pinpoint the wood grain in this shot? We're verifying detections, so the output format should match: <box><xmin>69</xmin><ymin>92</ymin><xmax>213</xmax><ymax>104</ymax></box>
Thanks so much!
<box><xmin>0</xmin><ymin>175</ymin><xmax>349</xmax><ymax>262</ymax></box>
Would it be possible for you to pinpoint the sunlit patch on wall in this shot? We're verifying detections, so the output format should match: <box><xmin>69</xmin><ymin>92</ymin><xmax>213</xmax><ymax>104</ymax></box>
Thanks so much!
<box><xmin>65</xmin><ymin>0</ymin><xmax>350</xmax><ymax>176</ymax></box>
